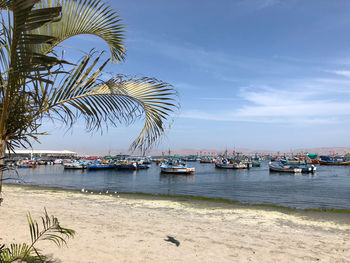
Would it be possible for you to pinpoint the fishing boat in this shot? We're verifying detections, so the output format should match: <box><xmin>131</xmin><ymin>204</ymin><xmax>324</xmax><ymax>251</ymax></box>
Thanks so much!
<box><xmin>215</xmin><ymin>160</ymin><xmax>247</xmax><ymax>169</ymax></box>
<box><xmin>54</xmin><ymin>159</ymin><xmax>63</xmax><ymax>165</ymax></box>
<box><xmin>16</xmin><ymin>160</ymin><xmax>37</xmax><ymax>168</ymax></box>
<box><xmin>269</xmin><ymin>163</ymin><xmax>302</xmax><ymax>173</ymax></box>
<box><xmin>183</xmin><ymin>156</ymin><xmax>198</xmax><ymax>162</ymax></box>
<box><xmin>115</xmin><ymin>161</ymin><xmax>138</xmax><ymax>170</ymax></box>
<box><xmin>87</xmin><ymin>162</ymin><xmax>116</xmax><ymax>170</ymax></box>
<box><xmin>199</xmin><ymin>157</ymin><xmax>214</xmax><ymax>163</ymax></box>
<box><xmin>17</xmin><ymin>163</ymin><xmax>37</xmax><ymax>168</ymax></box>
<box><xmin>136</xmin><ymin>163</ymin><xmax>150</xmax><ymax>169</ymax></box>
<box><xmin>319</xmin><ymin>156</ymin><xmax>350</xmax><ymax>165</ymax></box>
<box><xmin>159</xmin><ymin>160</ymin><xmax>195</xmax><ymax>174</ymax></box>
<box><xmin>142</xmin><ymin>158</ymin><xmax>152</xmax><ymax>165</ymax></box>
<box><xmin>269</xmin><ymin>161</ymin><xmax>316</xmax><ymax>173</ymax></box>
<box><xmin>64</xmin><ymin>161</ymin><xmax>86</xmax><ymax>169</ymax></box>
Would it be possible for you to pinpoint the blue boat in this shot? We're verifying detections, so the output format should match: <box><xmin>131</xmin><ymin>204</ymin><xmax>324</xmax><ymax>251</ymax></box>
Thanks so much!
<box><xmin>270</xmin><ymin>160</ymin><xmax>316</xmax><ymax>173</ymax></box>
<box><xmin>87</xmin><ymin>163</ymin><xmax>116</xmax><ymax>170</ymax></box>
<box><xmin>115</xmin><ymin>162</ymin><xmax>137</xmax><ymax>170</ymax></box>
<box><xmin>319</xmin><ymin>156</ymin><xmax>350</xmax><ymax>165</ymax></box>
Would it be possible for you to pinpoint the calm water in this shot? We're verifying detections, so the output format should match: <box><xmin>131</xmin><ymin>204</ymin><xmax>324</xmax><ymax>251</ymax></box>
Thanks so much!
<box><xmin>5</xmin><ymin>161</ymin><xmax>350</xmax><ymax>210</ymax></box>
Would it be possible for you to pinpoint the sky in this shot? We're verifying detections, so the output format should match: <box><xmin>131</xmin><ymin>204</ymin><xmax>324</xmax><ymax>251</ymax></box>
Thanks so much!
<box><xmin>34</xmin><ymin>0</ymin><xmax>350</xmax><ymax>153</ymax></box>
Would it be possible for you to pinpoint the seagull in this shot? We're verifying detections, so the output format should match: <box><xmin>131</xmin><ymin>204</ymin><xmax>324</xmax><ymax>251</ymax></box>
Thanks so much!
<box><xmin>81</xmin><ymin>189</ymin><xmax>85</xmax><ymax>192</ymax></box>
<box><xmin>164</xmin><ymin>236</ymin><xmax>180</xmax><ymax>247</ymax></box>
<box><xmin>106</xmin><ymin>190</ymin><xmax>109</xmax><ymax>194</ymax></box>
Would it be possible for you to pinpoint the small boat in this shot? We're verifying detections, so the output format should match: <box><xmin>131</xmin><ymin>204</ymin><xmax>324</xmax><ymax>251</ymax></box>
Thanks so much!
<box><xmin>183</xmin><ymin>156</ymin><xmax>197</xmax><ymax>162</ymax></box>
<box><xmin>269</xmin><ymin>161</ymin><xmax>316</xmax><ymax>173</ymax></box>
<box><xmin>199</xmin><ymin>157</ymin><xmax>214</xmax><ymax>163</ymax></box>
<box><xmin>54</xmin><ymin>159</ymin><xmax>63</xmax><ymax>165</ymax></box>
<box><xmin>269</xmin><ymin>163</ymin><xmax>302</xmax><ymax>173</ymax></box>
<box><xmin>252</xmin><ymin>162</ymin><xmax>261</xmax><ymax>167</ymax></box>
<box><xmin>280</xmin><ymin>160</ymin><xmax>316</xmax><ymax>173</ymax></box>
<box><xmin>319</xmin><ymin>156</ymin><xmax>350</xmax><ymax>165</ymax></box>
<box><xmin>115</xmin><ymin>162</ymin><xmax>138</xmax><ymax>170</ymax></box>
<box><xmin>160</xmin><ymin>160</ymin><xmax>195</xmax><ymax>174</ymax></box>
<box><xmin>142</xmin><ymin>160</ymin><xmax>152</xmax><ymax>165</ymax></box>
<box><xmin>64</xmin><ymin>162</ymin><xmax>86</xmax><ymax>169</ymax></box>
<box><xmin>17</xmin><ymin>163</ymin><xmax>37</xmax><ymax>168</ymax></box>
<box><xmin>137</xmin><ymin>163</ymin><xmax>150</xmax><ymax>169</ymax></box>
<box><xmin>87</xmin><ymin>163</ymin><xmax>116</xmax><ymax>170</ymax></box>
<box><xmin>16</xmin><ymin>160</ymin><xmax>37</xmax><ymax>168</ymax></box>
<box><xmin>215</xmin><ymin>160</ymin><xmax>247</xmax><ymax>169</ymax></box>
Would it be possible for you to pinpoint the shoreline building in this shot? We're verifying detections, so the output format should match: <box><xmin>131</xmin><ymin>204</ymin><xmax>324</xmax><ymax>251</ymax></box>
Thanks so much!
<box><xmin>6</xmin><ymin>150</ymin><xmax>77</xmax><ymax>160</ymax></box>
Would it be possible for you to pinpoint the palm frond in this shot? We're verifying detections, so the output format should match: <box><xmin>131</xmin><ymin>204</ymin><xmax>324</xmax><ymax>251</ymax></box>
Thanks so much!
<box><xmin>0</xmin><ymin>0</ymin><xmax>11</xmax><ymax>10</ymax></box>
<box><xmin>0</xmin><ymin>243</ymin><xmax>37</xmax><ymax>262</ymax></box>
<box><xmin>30</xmin><ymin>0</ymin><xmax>125</xmax><ymax>62</ymax></box>
<box><xmin>11</xmin><ymin>0</ymin><xmax>67</xmax><ymax>75</ymax></box>
<box><xmin>27</xmin><ymin>209</ymin><xmax>75</xmax><ymax>249</ymax></box>
<box><xmin>0</xmin><ymin>210</ymin><xmax>75</xmax><ymax>263</ymax></box>
<box><xmin>35</xmin><ymin>54</ymin><xmax>177</xmax><ymax>150</ymax></box>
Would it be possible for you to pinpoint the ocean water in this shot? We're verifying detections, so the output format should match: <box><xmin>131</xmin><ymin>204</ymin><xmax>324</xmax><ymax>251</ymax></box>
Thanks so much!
<box><xmin>4</xmin><ymin>161</ymin><xmax>350</xmax><ymax>210</ymax></box>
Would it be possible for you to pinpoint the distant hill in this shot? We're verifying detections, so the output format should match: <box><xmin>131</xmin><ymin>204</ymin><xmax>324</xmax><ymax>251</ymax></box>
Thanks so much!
<box><xmin>72</xmin><ymin>146</ymin><xmax>350</xmax><ymax>156</ymax></box>
<box><xmin>291</xmin><ymin>147</ymin><xmax>350</xmax><ymax>155</ymax></box>
<box><xmin>149</xmin><ymin>147</ymin><xmax>350</xmax><ymax>156</ymax></box>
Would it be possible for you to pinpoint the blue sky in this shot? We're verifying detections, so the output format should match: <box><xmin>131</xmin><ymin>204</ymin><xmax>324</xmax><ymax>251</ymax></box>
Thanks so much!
<box><xmin>36</xmin><ymin>0</ymin><xmax>350</xmax><ymax>153</ymax></box>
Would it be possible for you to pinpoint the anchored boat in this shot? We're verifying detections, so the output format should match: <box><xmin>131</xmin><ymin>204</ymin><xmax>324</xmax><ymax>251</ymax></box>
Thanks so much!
<box><xmin>64</xmin><ymin>161</ymin><xmax>86</xmax><ymax>169</ymax></box>
<box><xmin>319</xmin><ymin>156</ymin><xmax>350</xmax><ymax>165</ymax></box>
<box><xmin>87</xmin><ymin>162</ymin><xmax>116</xmax><ymax>170</ymax></box>
<box><xmin>215</xmin><ymin>160</ymin><xmax>247</xmax><ymax>169</ymax></box>
<box><xmin>269</xmin><ymin>161</ymin><xmax>316</xmax><ymax>173</ymax></box>
<box><xmin>160</xmin><ymin>160</ymin><xmax>195</xmax><ymax>174</ymax></box>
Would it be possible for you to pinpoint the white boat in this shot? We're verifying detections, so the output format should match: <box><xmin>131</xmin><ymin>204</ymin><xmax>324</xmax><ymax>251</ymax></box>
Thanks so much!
<box><xmin>215</xmin><ymin>161</ymin><xmax>247</xmax><ymax>169</ymax></box>
<box><xmin>160</xmin><ymin>160</ymin><xmax>195</xmax><ymax>174</ymax></box>
<box><xmin>63</xmin><ymin>162</ymin><xmax>86</xmax><ymax>169</ymax></box>
<box><xmin>54</xmin><ymin>159</ymin><xmax>63</xmax><ymax>165</ymax></box>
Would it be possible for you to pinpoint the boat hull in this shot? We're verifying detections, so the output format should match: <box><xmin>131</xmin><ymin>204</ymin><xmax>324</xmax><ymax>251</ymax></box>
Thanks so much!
<box><xmin>215</xmin><ymin>163</ymin><xmax>247</xmax><ymax>169</ymax></box>
<box><xmin>87</xmin><ymin>164</ymin><xmax>116</xmax><ymax>170</ymax></box>
<box><xmin>160</xmin><ymin>167</ymin><xmax>195</xmax><ymax>174</ymax></box>
<box><xmin>64</xmin><ymin>164</ymin><xmax>86</xmax><ymax>169</ymax></box>
<box><xmin>269</xmin><ymin>164</ymin><xmax>302</xmax><ymax>173</ymax></box>
<box><xmin>319</xmin><ymin>160</ymin><xmax>350</xmax><ymax>165</ymax></box>
<box><xmin>116</xmin><ymin>164</ymin><xmax>137</xmax><ymax>170</ymax></box>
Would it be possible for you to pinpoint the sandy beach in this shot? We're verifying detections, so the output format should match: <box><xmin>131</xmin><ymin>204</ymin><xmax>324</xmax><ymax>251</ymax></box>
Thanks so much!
<box><xmin>0</xmin><ymin>185</ymin><xmax>349</xmax><ymax>263</ymax></box>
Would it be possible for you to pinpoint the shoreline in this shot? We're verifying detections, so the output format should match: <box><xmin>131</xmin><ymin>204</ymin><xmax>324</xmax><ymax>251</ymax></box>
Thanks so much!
<box><xmin>4</xmin><ymin>182</ymin><xmax>350</xmax><ymax>214</ymax></box>
<box><xmin>1</xmin><ymin>184</ymin><xmax>350</xmax><ymax>262</ymax></box>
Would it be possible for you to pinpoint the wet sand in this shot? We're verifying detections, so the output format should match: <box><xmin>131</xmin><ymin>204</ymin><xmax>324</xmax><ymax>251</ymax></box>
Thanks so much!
<box><xmin>0</xmin><ymin>185</ymin><xmax>349</xmax><ymax>262</ymax></box>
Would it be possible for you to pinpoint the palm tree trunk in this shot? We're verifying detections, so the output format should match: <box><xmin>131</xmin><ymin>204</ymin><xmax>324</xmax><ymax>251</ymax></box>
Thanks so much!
<box><xmin>0</xmin><ymin>139</ymin><xmax>5</xmax><ymax>205</ymax></box>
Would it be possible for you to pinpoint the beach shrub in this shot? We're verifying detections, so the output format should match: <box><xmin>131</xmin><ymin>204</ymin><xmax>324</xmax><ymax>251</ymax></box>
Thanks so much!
<box><xmin>0</xmin><ymin>209</ymin><xmax>75</xmax><ymax>262</ymax></box>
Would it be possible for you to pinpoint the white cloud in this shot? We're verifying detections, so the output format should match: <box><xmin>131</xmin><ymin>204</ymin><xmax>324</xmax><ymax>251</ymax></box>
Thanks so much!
<box><xmin>180</xmin><ymin>86</ymin><xmax>350</xmax><ymax>125</ymax></box>
<box><xmin>328</xmin><ymin>70</ymin><xmax>350</xmax><ymax>78</ymax></box>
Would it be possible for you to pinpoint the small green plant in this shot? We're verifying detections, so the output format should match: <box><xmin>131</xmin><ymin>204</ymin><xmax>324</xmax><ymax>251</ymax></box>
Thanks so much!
<box><xmin>0</xmin><ymin>209</ymin><xmax>75</xmax><ymax>263</ymax></box>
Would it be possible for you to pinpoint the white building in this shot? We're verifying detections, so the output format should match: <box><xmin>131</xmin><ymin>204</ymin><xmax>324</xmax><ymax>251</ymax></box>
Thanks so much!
<box><xmin>6</xmin><ymin>149</ymin><xmax>77</xmax><ymax>159</ymax></box>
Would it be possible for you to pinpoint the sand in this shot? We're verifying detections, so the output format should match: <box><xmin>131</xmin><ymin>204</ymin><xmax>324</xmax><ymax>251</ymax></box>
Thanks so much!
<box><xmin>0</xmin><ymin>185</ymin><xmax>349</xmax><ymax>263</ymax></box>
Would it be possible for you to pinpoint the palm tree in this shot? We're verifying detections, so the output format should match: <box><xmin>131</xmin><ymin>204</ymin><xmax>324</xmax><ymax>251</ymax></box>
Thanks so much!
<box><xmin>0</xmin><ymin>0</ymin><xmax>177</xmax><ymax>200</ymax></box>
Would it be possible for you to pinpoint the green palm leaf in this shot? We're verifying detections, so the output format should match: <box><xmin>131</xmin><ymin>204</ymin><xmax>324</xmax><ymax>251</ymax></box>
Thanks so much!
<box><xmin>0</xmin><ymin>210</ymin><xmax>75</xmax><ymax>263</ymax></box>
<box><xmin>0</xmin><ymin>0</ymin><xmax>11</xmax><ymax>9</ymax></box>
<box><xmin>30</xmin><ymin>0</ymin><xmax>125</xmax><ymax>62</ymax></box>
<box><xmin>36</xmin><ymin>54</ymin><xmax>177</xmax><ymax>150</ymax></box>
